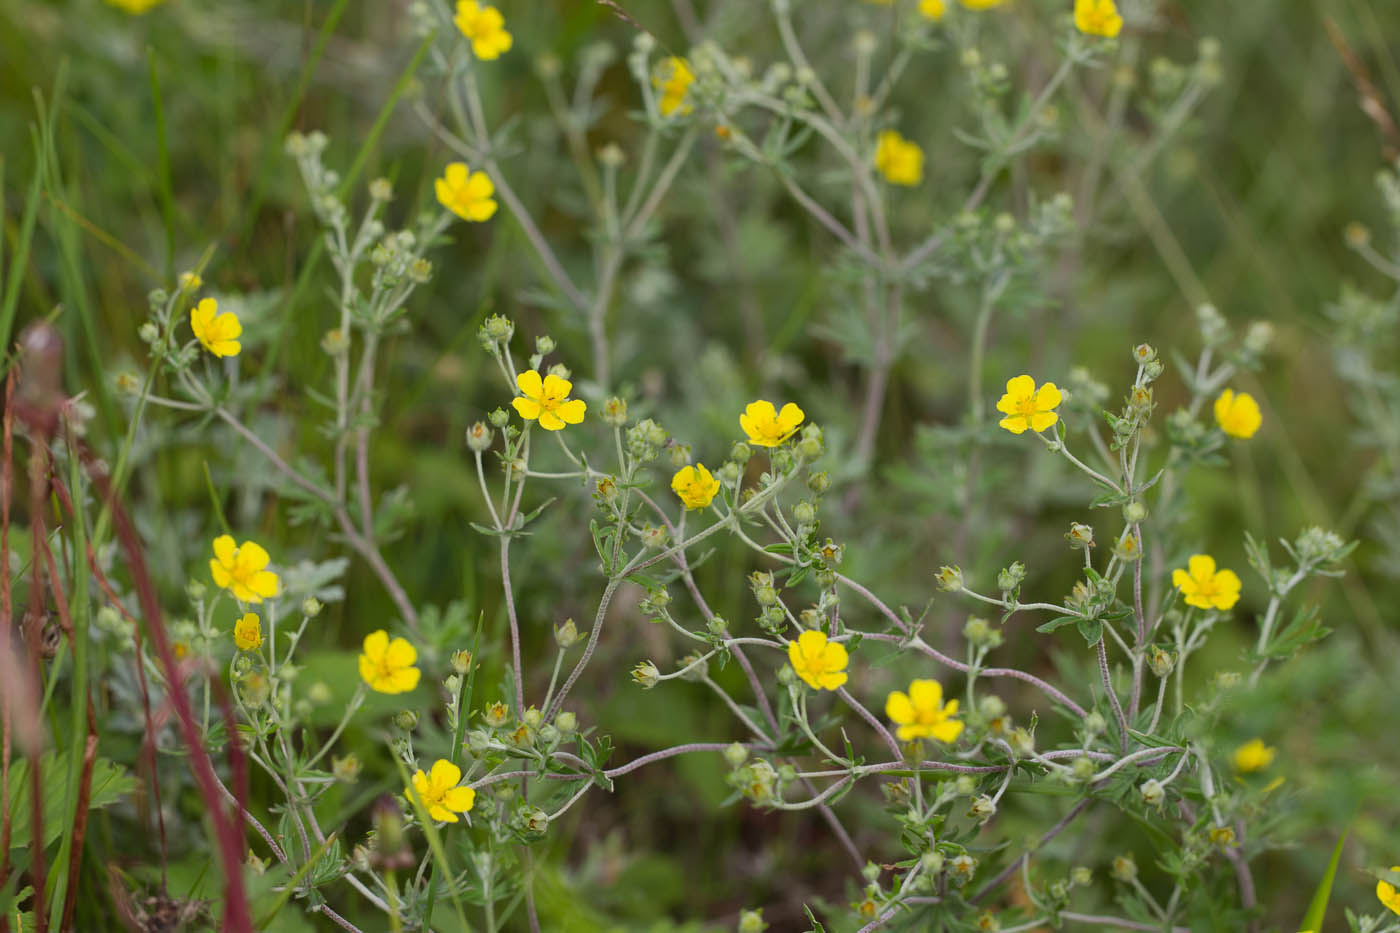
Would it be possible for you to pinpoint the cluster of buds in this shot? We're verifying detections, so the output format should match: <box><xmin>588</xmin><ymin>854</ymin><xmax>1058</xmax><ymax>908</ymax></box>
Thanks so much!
<box><xmin>626</xmin><ymin>418</ymin><xmax>669</xmax><ymax>462</ymax></box>
<box><xmin>728</xmin><ymin>758</ymin><xmax>785</xmax><ymax>807</ymax></box>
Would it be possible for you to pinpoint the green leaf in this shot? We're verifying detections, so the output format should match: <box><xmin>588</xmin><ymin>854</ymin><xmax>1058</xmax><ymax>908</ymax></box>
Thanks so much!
<box><xmin>4</xmin><ymin>752</ymin><xmax>136</xmax><ymax>849</ymax></box>
<box><xmin>1299</xmin><ymin>828</ymin><xmax>1348</xmax><ymax>933</ymax></box>
<box><xmin>1035</xmin><ymin>616</ymin><xmax>1078</xmax><ymax>634</ymax></box>
<box><xmin>1076</xmin><ymin>618</ymin><xmax>1103</xmax><ymax>647</ymax></box>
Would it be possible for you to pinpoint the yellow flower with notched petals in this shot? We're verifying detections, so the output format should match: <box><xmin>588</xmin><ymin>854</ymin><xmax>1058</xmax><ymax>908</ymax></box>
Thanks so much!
<box><xmin>740</xmin><ymin>400</ymin><xmax>804</xmax><ymax>447</ymax></box>
<box><xmin>885</xmin><ymin>678</ymin><xmax>963</xmax><ymax>743</ymax></box>
<box><xmin>1171</xmin><ymin>554</ymin><xmax>1241</xmax><ymax>611</ymax></box>
<box><xmin>654</xmin><ymin>58</ymin><xmax>695</xmax><ymax>117</ymax></box>
<box><xmin>672</xmin><ymin>463</ymin><xmax>721</xmax><ymax>510</ymax></box>
<box><xmin>996</xmin><ymin>374</ymin><xmax>1062</xmax><ymax>434</ymax></box>
<box><xmin>1214</xmin><ymin>389</ymin><xmax>1261</xmax><ymax>439</ymax></box>
<box><xmin>1232</xmin><ymin>738</ymin><xmax>1275</xmax><ymax>773</ymax></box>
<box><xmin>359</xmin><ymin>630</ymin><xmax>422</xmax><ymax>694</ymax></box>
<box><xmin>1074</xmin><ymin>0</ymin><xmax>1122</xmax><ymax>37</ymax></box>
<box><xmin>512</xmin><ymin>370</ymin><xmax>587</xmax><ymax>431</ymax></box>
<box><xmin>435</xmin><ymin>162</ymin><xmax>498</xmax><ymax>222</ymax></box>
<box><xmin>454</xmin><ymin>0</ymin><xmax>512</xmax><ymax>60</ymax></box>
<box><xmin>1377</xmin><ymin>867</ymin><xmax>1400</xmax><ymax>916</ymax></box>
<box><xmin>874</xmin><ymin>130</ymin><xmax>924</xmax><ymax>186</ymax></box>
<box><xmin>407</xmin><ymin>759</ymin><xmax>476</xmax><ymax>822</ymax></box>
<box><xmin>233</xmin><ymin>613</ymin><xmax>263</xmax><ymax>652</ymax></box>
<box><xmin>209</xmin><ymin>535</ymin><xmax>279</xmax><ymax>603</ymax></box>
<box><xmin>190</xmin><ymin>298</ymin><xmax>242</xmax><ymax>358</ymax></box>
<box><xmin>787</xmin><ymin>630</ymin><xmax>849</xmax><ymax>691</ymax></box>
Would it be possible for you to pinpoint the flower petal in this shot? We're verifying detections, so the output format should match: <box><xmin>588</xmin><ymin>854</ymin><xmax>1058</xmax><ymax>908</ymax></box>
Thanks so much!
<box><xmin>213</xmin><ymin>535</ymin><xmax>237</xmax><ymax>567</ymax></box>
<box><xmin>445</xmin><ymin>162</ymin><xmax>469</xmax><ymax>188</ymax></box>
<box><xmin>908</xmin><ymin>678</ymin><xmax>943</xmax><ymax>712</ymax></box>
<box><xmin>430</xmin><ymin>759</ymin><xmax>462</xmax><ymax>790</ymax></box>
<box><xmin>1004</xmin><ymin>374</ymin><xmax>1035</xmax><ymax>398</ymax></box>
<box><xmin>237</xmin><ymin>540</ymin><xmax>271</xmax><ymax>573</ymax></box>
<box><xmin>796</xmin><ymin>629</ymin><xmax>828</xmax><ymax>662</ymax></box>
<box><xmin>1034</xmin><ymin>382</ymin><xmax>1062</xmax><ymax>411</ymax></box>
<box><xmin>1029</xmin><ymin>411</ymin><xmax>1059</xmax><ymax>433</ymax></box>
<box><xmin>362</xmin><ymin>629</ymin><xmax>389</xmax><ymax>662</ymax></box>
<box><xmin>885</xmin><ymin>690</ymin><xmax>914</xmax><ymax>724</ymax></box>
<box><xmin>998</xmin><ymin>415</ymin><xmax>1028</xmax><ymax>434</ymax></box>
<box><xmin>386</xmin><ymin>637</ymin><xmax>418</xmax><ymax>669</ymax></box>
<box><xmin>537</xmin><ymin>409</ymin><xmax>566</xmax><ymax>431</ymax></box>
<box><xmin>556</xmin><ymin>398</ymin><xmax>586</xmax><ymax>424</ymax></box>
<box><xmin>443</xmin><ymin>786</ymin><xmax>476</xmax><ymax>813</ymax></box>
<box><xmin>1187</xmin><ymin>554</ymin><xmax>1216</xmax><ymax>581</ymax></box>
<box><xmin>516</xmin><ymin>369</ymin><xmax>543</xmax><ymax>400</ymax></box>
<box><xmin>512</xmin><ymin>397</ymin><xmax>543</xmax><ymax>420</ymax></box>
<box><xmin>541</xmin><ymin>373</ymin><xmax>573</xmax><ymax>401</ymax></box>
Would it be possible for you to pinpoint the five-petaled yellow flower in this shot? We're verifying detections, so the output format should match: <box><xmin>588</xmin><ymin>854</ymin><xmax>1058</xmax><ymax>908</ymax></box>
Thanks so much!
<box><xmin>454</xmin><ymin>0</ymin><xmax>512</xmax><ymax>60</ymax></box>
<box><xmin>920</xmin><ymin>0</ymin><xmax>947</xmax><ymax>19</ymax></box>
<box><xmin>874</xmin><ymin>130</ymin><xmax>925</xmax><ymax>187</ymax></box>
<box><xmin>359</xmin><ymin>629</ymin><xmax>422</xmax><ymax>694</ymax></box>
<box><xmin>740</xmin><ymin>400</ymin><xmax>805</xmax><ymax>447</ymax></box>
<box><xmin>787</xmin><ymin>630</ymin><xmax>849</xmax><ymax>691</ymax></box>
<box><xmin>106</xmin><ymin>0</ymin><xmax>165</xmax><ymax>12</ymax></box>
<box><xmin>233</xmin><ymin>613</ymin><xmax>263</xmax><ymax>652</ymax></box>
<box><xmin>1377</xmin><ymin>867</ymin><xmax>1400</xmax><ymax>916</ymax></box>
<box><xmin>1172</xmin><ymin>554</ymin><xmax>1241</xmax><ymax>611</ymax></box>
<box><xmin>672</xmin><ymin>463</ymin><xmax>721</xmax><ymax>510</ymax></box>
<box><xmin>190</xmin><ymin>298</ymin><xmax>242</xmax><ymax>358</ymax></box>
<box><xmin>1232</xmin><ymin>738</ymin><xmax>1275</xmax><ymax>773</ymax></box>
<box><xmin>1214</xmin><ymin>389</ymin><xmax>1261</xmax><ymax>439</ymax></box>
<box><xmin>436</xmin><ymin>162</ymin><xmax>498</xmax><ymax>222</ymax></box>
<box><xmin>512</xmin><ymin>370</ymin><xmax>587</xmax><ymax>431</ymax></box>
<box><xmin>210</xmin><ymin>535</ymin><xmax>280</xmax><ymax>603</ymax></box>
<box><xmin>886</xmin><ymin>678</ymin><xmax>964</xmax><ymax>743</ymax></box>
<box><xmin>996</xmin><ymin>374</ymin><xmax>1062</xmax><ymax>434</ymax></box>
<box><xmin>1074</xmin><ymin>0</ymin><xmax>1122</xmax><ymax>37</ymax></box>
<box><xmin>407</xmin><ymin>759</ymin><xmax>476</xmax><ymax>822</ymax></box>
<box><xmin>654</xmin><ymin>58</ymin><xmax>695</xmax><ymax>117</ymax></box>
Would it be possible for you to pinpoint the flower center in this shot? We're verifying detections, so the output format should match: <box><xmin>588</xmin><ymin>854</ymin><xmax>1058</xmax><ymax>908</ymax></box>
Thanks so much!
<box><xmin>1016</xmin><ymin>396</ymin><xmax>1039</xmax><ymax>417</ymax></box>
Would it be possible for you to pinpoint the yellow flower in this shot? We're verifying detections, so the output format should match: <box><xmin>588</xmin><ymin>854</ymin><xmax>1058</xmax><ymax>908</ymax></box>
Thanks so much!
<box><xmin>190</xmin><ymin>298</ymin><xmax>242</xmax><ymax>358</ymax></box>
<box><xmin>654</xmin><ymin>58</ymin><xmax>695</xmax><ymax>117</ymax></box>
<box><xmin>407</xmin><ymin>759</ymin><xmax>476</xmax><ymax>822</ymax></box>
<box><xmin>1074</xmin><ymin>0</ymin><xmax>1122</xmax><ymax>37</ymax></box>
<box><xmin>454</xmin><ymin>0</ymin><xmax>512</xmax><ymax>60</ymax></box>
<box><xmin>740</xmin><ymin>400</ymin><xmax>804</xmax><ymax>447</ymax></box>
<box><xmin>1214</xmin><ymin>389</ymin><xmax>1261</xmax><ymax>439</ymax></box>
<box><xmin>920</xmin><ymin>0</ymin><xmax>947</xmax><ymax>19</ymax></box>
<box><xmin>958</xmin><ymin>0</ymin><xmax>1006</xmax><ymax>8</ymax></box>
<box><xmin>995</xmin><ymin>374</ymin><xmax>1062</xmax><ymax>434</ymax></box>
<box><xmin>512</xmin><ymin>370</ymin><xmax>587</xmax><ymax>431</ymax></box>
<box><xmin>886</xmin><ymin>678</ymin><xmax>964</xmax><ymax>743</ymax></box>
<box><xmin>358</xmin><ymin>629</ymin><xmax>422</xmax><ymax>694</ymax></box>
<box><xmin>209</xmin><ymin>535</ymin><xmax>280</xmax><ymax>603</ymax></box>
<box><xmin>179</xmin><ymin>271</ymin><xmax>202</xmax><ymax>291</ymax></box>
<box><xmin>672</xmin><ymin>463</ymin><xmax>721</xmax><ymax>510</ymax></box>
<box><xmin>1377</xmin><ymin>866</ymin><xmax>1400</xmax><ymax>916</ymax></box>
<box><xmin>787</xmin><ymin>630</ymin><xmax>850</xmax><ymax>691</ymax></box>
<box><xmin>106</xmin><ymin>0</ymin><xmax>165</xmax><ymax>12</ymax></box>
<box><xmin>1171</xmin><ymin>554</ymin><xmax>1241</xmax><ymax>611</ymax></box>
<box><xmin>435</xmin><ymin>162</ymin><xmax>498</xmax><ymax>222</ymax></box>
<box><xmin>233</xmin><ymin>613</ymin><xmax>263</xmax><ymax>652</ymax></box>
<box><xmin>874</xmin><ymin>130</ymin><xmax>924</xmax><ymax>186</ymax></box>
<box><xmin>1232</xmin><ymin>738</ymin><xmax>1275</xmax><ymax>773</ymax></box>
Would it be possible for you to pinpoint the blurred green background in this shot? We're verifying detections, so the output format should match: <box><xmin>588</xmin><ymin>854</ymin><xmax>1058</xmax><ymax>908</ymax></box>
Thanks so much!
<box><xmin>3</xmin><ymin>0</ymin><xmax>1400</xmax><ymax>928</ymax></box>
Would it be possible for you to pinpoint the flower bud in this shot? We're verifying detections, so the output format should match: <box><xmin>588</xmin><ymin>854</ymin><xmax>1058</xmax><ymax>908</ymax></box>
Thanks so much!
<box><xmin>394</xmin><ymin>710</ymin><xmax>419</xmax><ymax>731</ymax></box>
<box><xmin>483</xmin><ymin>700</ymin><xmax>511</xmax><ymax>727</ymax></box>
<box><xmin>1071</xmin><ymin>756</ymin><xmax>1096</xmax><ymax>782</ymax></box>
<box><xmin>738</xmin><ymin>909</ymin><xmax>769</xmax><ymax>933</ymax></box>
<box><xmin>333</xmin><ymin>754</ymin><xmax>362</xmax><ymax>783</ymax></box>
<box><xmin>1070</xmin><ymin>866</ymin><xmax>1092</xmax><ymax>886</ymax></box>
<box><xmin>556</xmin><ymin>711</ymin><xmax>578</xmax><ymax>733</ymax></box>
<box><xmin>1139</xmin><ymin>779</ymin><xmax>1165</xmax><ymax>807</ymax></box>
<box><xmin>1113</xmin><ymin>532</ymin><xmax>1143</xmax><ymax>562</ymax></box>
<box><xmin>724</xmin><ymin>742</ymin><xmax>749</xmax><ymax>768</ymax></box>
<box><xmin>1009</xmin><ymin>727</ymin><xmax>1035</xmax><ymax>757</ymax></box>
<box><xmin>969</xmin><ymin>795</ymin><xmax>997</xmax><ymax>823</ymax></box>
<box><xmin>1084</xmin><ymin>711</ymin><xmax>1107</xmax><ymax>735</ymax></box>
<box><xmin>792</xmin><ymin>500</ymin><xmax>817</xmax><ymax>524</ymax></box>
<box><xmin>554</xmin><ymin>618</ymin><xmax>580</xmax><ymax>649</ymax></box>
<box><xmin>963</xmin><ymin>616</ymin><xmax>1003</xmax><ymax>650</ymax></box>
<box><xmin>322</xmin><ymin>328</ymin><xmax>350</xmax><ymax>356</ymax></box>
<box><xmin>950</xmin><ymin>854</ymin><xmax>978</xmax><ymax>884</ymax></box>
<box><xmin>1110</xmin><ymin>854</ymin><xmax>1137</xmax><ymax>882</ymax></box>
<box><xmin>601</xmin><ymin>396</ymin><xmax>628</xmax><ymax>425</ymax></box>
<box><xmin>302</xmin><ymin>597</ymin><xmax>323</xmax><ymax>618</ymax></box>
<box><xmin>457</xmin><ymin>423</ymin><xmax>493</xmax><ymax>458</ymax></box>
<box><xmin>997</xmin><ymin>562</ymin><xmax>1025</xmax><ymax>595</ymax></box>
<box><xmin>1123</xmin><ymin>500</ymin><xmax>1148</xmax><ymax>523</ymax></box>
<box><xmin>631</xmin><ymin>660</ymin><xmax>660</xmax><ymax>688</ymax></box>
<box><xmin>936</xmin><ymin>565</ymin><xmax>964</xmax><ymax>592</ymax></box>
<box><xmin>707</xmin><ymin>616</ymin><xmax>729</xmax><ymax>636</ymax></box>
<box><xmin>1132</xmin><ymin>343</ymin><xmax>1157</xmax><ymax>366</ymax></box>
<box><xmin>921</xmin><ymin>851</ymin><xmax>945</xmax><ymax>874</ymax></box>
<box><xmin>955</xmin><ymin>775</ymin><xmax>977</xmax><ymax>796</ymax></box>
<box><xmin>451</xmin><ymin>649</ymin><xmax>474</xmax><ymax>674</ymax></box>
<box><xmin>1148</xmin><ymin>647</ymin><xmax>1175</xmax><ymax>677</ymax></box>
<box><xmin>138</xmin><ymin>322</ymin><xmax>160</xmax><ymax>344</ymax></box>
<box><xmin>369</xmin><ymin>177</ymin><xmax>393</xmax><ymax>201</ymax></box>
